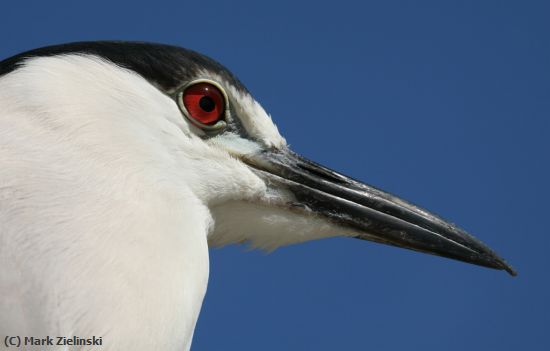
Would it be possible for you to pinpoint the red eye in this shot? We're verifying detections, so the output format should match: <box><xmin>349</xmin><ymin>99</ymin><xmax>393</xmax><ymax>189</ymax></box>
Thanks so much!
<box><xmin>181</xmin><ymin>83</ymin><xmax>225</xmax><ymax>125</ymax></box>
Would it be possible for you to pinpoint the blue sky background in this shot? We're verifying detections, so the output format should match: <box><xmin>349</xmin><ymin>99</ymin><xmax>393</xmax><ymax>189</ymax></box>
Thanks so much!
<box><xmin>1</xmin><ymin>1</ymin><xmax>548</xmax><ymax>350</ymax></box>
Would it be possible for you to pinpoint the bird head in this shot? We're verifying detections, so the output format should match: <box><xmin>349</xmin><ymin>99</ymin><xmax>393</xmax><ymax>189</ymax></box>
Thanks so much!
<box><xmin>1</xmin><ymin>41</ymin><xmax>515</xmax><ymax>275</ymax></box>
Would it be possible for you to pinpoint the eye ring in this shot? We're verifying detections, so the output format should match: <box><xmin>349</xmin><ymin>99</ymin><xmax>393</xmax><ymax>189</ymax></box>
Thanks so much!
<box><xmin>175</xmin><ymin>79</ymin><xmax>229</xmax><ymax>134</ymax></box>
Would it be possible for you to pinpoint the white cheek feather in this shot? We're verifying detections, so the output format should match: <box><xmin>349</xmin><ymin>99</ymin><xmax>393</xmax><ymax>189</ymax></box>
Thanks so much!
<box><xmin>208</xmin><ymin>132</ymin><xmax>262</xmax><ymax>156</ymax></box>
<box><xmin>209</xmin><ymin>200</ymin><xmax>360</xmax><ymax>250</ymax></box>
<box><xmin>228</xmin><ymin>88</ymin><xmax>287</xmax><ymax>148</ymax></box>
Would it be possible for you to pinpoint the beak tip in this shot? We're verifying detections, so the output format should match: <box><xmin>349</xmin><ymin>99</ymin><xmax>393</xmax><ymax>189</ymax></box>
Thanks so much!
<box><xmin>487</xmin><ymin>253</ymin><xmax>516</xmax><ymax>276</ymax></box>
<box><xmin>503</xmin><ymin>263</ymin><xmax>518</xmax><ymax>277</ymax></box>
<box><xmin>482</xmin><ymin>247</ymin><xmax>517</xmax><ymax>277</ymax></box>
<box><xmin>473</xmin><ymin>249</ymin><xmax>517</xmax><ymax>277</ymax></box>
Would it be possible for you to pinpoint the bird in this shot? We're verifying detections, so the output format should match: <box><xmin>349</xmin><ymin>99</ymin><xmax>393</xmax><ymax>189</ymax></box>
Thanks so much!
<box><xmin>0</xmin><ymin>41</ymin><xmax>515</xmax><ymax>351</ymax></box>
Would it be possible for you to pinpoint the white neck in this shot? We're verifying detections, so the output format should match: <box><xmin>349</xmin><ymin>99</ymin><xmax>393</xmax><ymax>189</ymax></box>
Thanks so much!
<box><xmin>0</xmin><ymin>55</ymin><xmax>211</xmax><ymax>351</ymax></box>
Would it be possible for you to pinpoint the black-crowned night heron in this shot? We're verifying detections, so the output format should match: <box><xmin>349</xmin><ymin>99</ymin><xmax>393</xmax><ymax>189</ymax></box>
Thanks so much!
<box><xmin>0</xmin><ymin>42</ymin><xmax>515</xmax><ymax>351</ymax></box>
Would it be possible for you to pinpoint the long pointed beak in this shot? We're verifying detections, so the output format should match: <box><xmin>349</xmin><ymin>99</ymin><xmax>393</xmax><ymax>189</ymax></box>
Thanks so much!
<box><xmin>243</xmin><ymin>148</ymin><xmax>516</xmax><ymax>276</ymax></box>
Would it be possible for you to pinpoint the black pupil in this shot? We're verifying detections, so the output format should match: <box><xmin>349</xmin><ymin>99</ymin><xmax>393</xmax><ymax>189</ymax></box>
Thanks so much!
<box><xmin>199</xmin><ymin>96</ymin><xmax>216</xmax><ymax>112</ymax></box>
